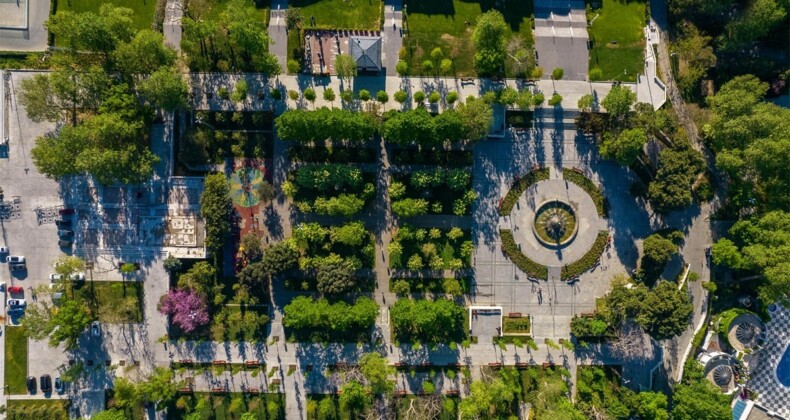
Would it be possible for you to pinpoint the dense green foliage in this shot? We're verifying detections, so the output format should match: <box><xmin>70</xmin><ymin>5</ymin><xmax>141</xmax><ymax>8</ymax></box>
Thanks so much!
<box><xmin>712</xmin><ymin>211</ymin><xmax>790</xmax><ymax>306</ymax></box>
<box><xmin>275</xmin><ymin>108</ymin><xmax>378</xmax><ymax>144</ymax></box>
<box><xmin>640</xmin><ymin>230</ymin><xmax>683</xmax><ymax>281</ymax></box>
<box><xmin>389</xmin><ymin>225</ymin><xmax>473</xmax><ymax>270</ymax></box>
<box><xmin>671</xmin><ymin>380</ymin><xmax>731</xmax><ymax>420</ymax></box>
<box><xmin>577</xmin><ymin>366</ymin><xmax>669</xmax><ymax>420</ymax></box>
<box><xmin>381</xmin><ymin>101</ymin><xmax>493</xmax><ymax>145</ymax></box>
<box><xmin>283</xmin><ymin>296</ymin><xmax>378</xmax><ymax>342</ymax></box>
<box><xmin>562</xmin><ymin>169</ymin><xmax>607</xmax><ymax>217</ymax></box>
<box><xmin>391</xmin><ymin>168</ymin><xmax>476</xmax><ymax>216</ymax></box>
<box><xmin>293</xmin><ymin>222</ymin><xmax>375</xmax><ymax>271</ymax></box>
<box><xmin>471</xmin><ymin>10</ymin><xmax>508</xmax><ymax>75</ymax></box>
<box><xmin>200</xmin><ymin>173</ymin><xmax>233</xmax><ymax>254</ymax></box>
<box><xmin>561</xmin><ymin>231</ymin><xmax>610</xmax><ymax>279</ymax></box>
<box><xmin>648</xmin><ymin>142</ymin><xmax>706</xmax><ymax>212</ymax></box>
<box><xmin>287</xmin><ymin>164</ymin><xmax>375</xmax><ymax>217</ymax></box>
<box><xmin>391</xmin><ymin>298</ymin><xmax>466</xmax><ymax>344</ymax></box>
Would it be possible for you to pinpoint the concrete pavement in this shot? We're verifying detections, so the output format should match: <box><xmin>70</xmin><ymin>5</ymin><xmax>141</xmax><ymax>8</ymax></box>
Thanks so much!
<box><xmin>268</xmin><ymin>0</ymin><xmax>289</xmax><ymax>74</ymax></box>
<box><xmin>163</xmin><ymin>0</ymin><xmax>183</xmax><ymax>53</ymax></box>
<box><xmin>0</xmin><ymin>0</ymin><xmax>50</xmax><ymax>52</ymax></box>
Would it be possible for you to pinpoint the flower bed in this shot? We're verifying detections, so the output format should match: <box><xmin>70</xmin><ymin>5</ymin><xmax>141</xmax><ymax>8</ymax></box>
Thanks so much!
<box><xmin>499</xmin><ymin>168</ymin><xmax>550</xmax><ymax>216</ymax></box>
<box><xmin>563</xmin><ymin>168</ymin><xmax>607</xmax><ymax>217</ymax></box>
<box><xmin>499</xmin><ymin>229</ymin><xmax>548</xmax><ymax>279</ymax></box>
<box><xmin>503</xmin><ymin>316</ymin><xmax>531</xmax><ymax>335</ymax></box>
<box><xmin>561</xmin><ymin>231</ymin><xmax>609</xmax><ymax>280</ymax></box>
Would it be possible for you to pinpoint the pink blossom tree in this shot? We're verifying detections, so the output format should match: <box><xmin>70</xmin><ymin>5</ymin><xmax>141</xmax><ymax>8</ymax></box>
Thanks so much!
<box><xmin>158</xmin><ymin>288</ymin><xmax>209</xmax><ymax>333</ymax></box>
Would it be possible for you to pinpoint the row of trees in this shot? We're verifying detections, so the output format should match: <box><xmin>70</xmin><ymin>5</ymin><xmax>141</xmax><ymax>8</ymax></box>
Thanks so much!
<box><xmin>390</xmin><ymin>298</ymin><xmax>466</xmax><ymax>345</ymax></box>
<box><xmin>283</xmin><ymin>296</ymin><xmax>378</xmax><ymax>334</ymax></box>
<box><xmin>20</xmin><ymin>5</ymin><xmax>188</xmax><ymax>185</ymax></box>
<box><xmin>275</xmin><ymin>108</ymin><xmax>378</xmax><ymax>144</ymax></box>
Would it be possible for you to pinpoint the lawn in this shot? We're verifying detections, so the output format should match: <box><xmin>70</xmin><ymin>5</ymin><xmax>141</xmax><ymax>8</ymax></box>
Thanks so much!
<box><xmin>587</xmin><ymin>0</ymin><xmax>646</xmax><ymax>82</ymax></box>
<box><xmin>171</xmin><ymin>393</ymin><xmax>285</xmax><ymax>419</ymax></box>
<box><xmin>67</xmin><ymin>281</ymin><xmax>144</xmax><ymax>323</ymax></box>
<box><xmin>290</xmin><ymin>0</ymin><xmax>382</xmax><ymax>30</ymax></box>
<box><xmin>403</xmin><ymin>0</ymin><xmax>534</xmax><ymax>77</ymax></box>
<box><xmin>54</xmin><ymin>0</ymin><xmax>158</xmax><ymax>33</ymax></box>
<box><xmin>6</xmin><ymin>399</ymin><xmax>70</xmax><ymax>419</ymax></box>
<box><xmin>5</xmin><ymin>327</ymin><xmax>28</xmax><ymax>395</ymax></box>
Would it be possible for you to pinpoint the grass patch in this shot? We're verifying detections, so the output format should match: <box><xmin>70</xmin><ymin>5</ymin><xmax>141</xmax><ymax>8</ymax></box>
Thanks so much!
<box><xmin>403</xmin><ymin>0</ymin><xmax>534</xmax><ymax>77</ymax></box>
<box><xmin>561</xmin><ymin>231</ymin><xmax>609</xmax><ymax>280</ymax></box>
<box><xmin>290</xmin><ymin>0</ymin><xmax>382</xmax><ymax>30</ymax></box>
<box><xmin>587</xmin><ymin>0</ymin><xmax>646</xmax><ymax>82</ymax></box>
<box><xmin>5</xmin><ymin>327</ymin><xmax>28</xmax><ymax>394</ymax></box>
<box><xmin>562</xmin><ymin>168</ymin><xmax>607</xmax><ymax>217</ymax></box>
<box><xmin>67</xmin><ymin>281</ymin><xmax>144</xmax><ymax>323</ymax></box>
<box><xmin>0</xmin><ymin>52</ymin><xmax>50</xmax><ymax>70</ymax></box>
<box><xmin>500</xmin><ymin>229</ymin><xmax>548</xmax><ymax>280</ymax></box>
<box><xmin>7</xmin><ymin>399</ymin><xmax>70</xmax><ymax>419</ymax></box>
<box><xmin>54</xmin><ymin>0</ymin><xmax>157</xmax><ymax>36</ymax></box>
<box><xmin>204</xmin><ymin>0</ymin><xmax>269</xmax><ymax>26</ymax></box>
<box><xmin>171</xmin><ymin>392</ymin><xmax>285</xmax><ymax>419</ymax></box>
<box><xmin>503</xmin><ymin>316</ymin><xmax>531</xmax><ymax>334</ymax></box>
<box><xmin>499</xmin><ymin>167</ymin><xmax>550</xmax><ymax>216</ymax></box>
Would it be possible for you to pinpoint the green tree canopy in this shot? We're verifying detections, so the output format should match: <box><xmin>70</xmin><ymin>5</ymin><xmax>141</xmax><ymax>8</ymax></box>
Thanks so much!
<box><xmin>200</xmin><ymin>173</ymin><xmax>232</xmax><ymax>254</ymax></box>
<box><xmin>671</xmin><ymin>380</ymin><xmax>730</xmax><ymax>420</ymax></box>
<box><xmin>359</xmin><ymin>352</ymin><xmax>395</xmax><ymax>395</ymax></box>
<box><xmin>601</xmin><ymin>85</ymin><xmax>637</xmax><ymax>124</ymax></box>
<box><xmin>459</xmin><ymin>378</ymin><xmax>515</xmax><ymax>418</ymax></box>
<box><xmin>472</xmin><ymin>10</ymin><xmax>508</xmax><ymax>75</ymax></box>
<box><xmin>600</xmin><ymin>128</ymin><xmax>647</xmax><ymax>165</ymax></box>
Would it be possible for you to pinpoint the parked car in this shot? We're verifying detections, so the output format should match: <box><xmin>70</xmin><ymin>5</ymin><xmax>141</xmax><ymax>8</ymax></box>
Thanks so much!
<box><xmin>57</xmin><ymin>230</ymin><xmax>74</xmax><ymax>237</ymax></box>
<box><xmin>58</xmin><ymin>208</ymin><xmax>75</xmax><ymax>215</ymax></box>
<box><xmin>0</xmin><ymin>246</ymin><xmax>8</xmax><ymax>255</ymax></box>
<box><xmin>26</xmin><ymin>376</ymin><xmax>36</xmax><ymax>393</ymax></box>
<box><xmin>7</xmin><ymin>286</ymin><xmax>24</xmax><ymax>293</ymax></box>
<box><xmin>58</xmin><ymin>240</ymin><xmax>73</xmax><ymax>247</ymax></box>
<box><xmin>70</xmin><ymin>272</ymin><xmax>85</xmax><ymax>281</ymax></box>
<box><xmin>50</xmin><ymin>284</ymin><xmax>63</xmax><ymax>300</ymax></box>
<box><xmin>7</xmin><ymin>299</ymin><xmax>26</xmax><ymax>306</ymax></box>
<box><xmin>54</xmin><ymin>377</ymin><xmax>64</xmax><ymax>393</ymax></box>
<box><xmin>6</xmin><ymin>255</ymin><xmax>24</xmax><ymax>264</ymax></box>
<box><xmin>55</xmin><ymin>219</ymin><xmax>71</xmax><ymax>228</ymax></box>
<box><xmin>9</xmin><ymin>264</ymin><xmax>25</xmax><ymax>271</ymax></box>
<box><xmin>91</xmin><ymin>321</ymin><xmax>101</xmax><ymax>337</ymax></box>
<box><xmin>7</xmin><ymin>306</ymin><xmax>24</xmax><ymax>315</ymax></box>
<box><xmin>49</xmin><ymin>273</ymin><xmax>63</xmax><ymax>282</ymax></box>
<box><xmin>40</xmin><ymin>375</ymin><xmax>51</xmax><ymax>393</ymax></box>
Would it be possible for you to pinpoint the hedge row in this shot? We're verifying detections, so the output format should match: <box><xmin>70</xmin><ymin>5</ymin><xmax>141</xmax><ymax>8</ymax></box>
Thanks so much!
<box><xmin>500</xmin><ymin>229</ymin><xmax>548</xmax><ymax>279</ymax></box>
<box><xmin>561</xmin><ymin>231</ymin><xmax>609</xmax><ymax>279</ymax></box>
<box><xmin>499</xmin><ymin>168</ymin><xmax>550</xmax><ymax>216</ymax></box>
<box><xmin>563</xmin><ymin>169</ymin><xmax>607</xmax><ymax>217</ymax></box>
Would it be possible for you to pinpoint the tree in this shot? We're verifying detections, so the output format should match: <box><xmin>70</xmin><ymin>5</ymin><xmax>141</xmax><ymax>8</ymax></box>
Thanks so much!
<box><xmin>394</xmin><ymin>90</ymin><xmax>408</xmax><ymax>104</ymax></box>
<box><xmin>392</xmin><ymin>198</ymin><xmax>429</xmax><ymax>217</ymax></box>
<box><xmin>46</xmin><ymin>4</ymin><xmax>134</xmax><ymax>56</ymax></box>
<box><xmin>457</xmin><ymin>97</ymin><xmax>493</xmax><ymax>141</ymax></box>
<box><xmin>53</xmin><ymin>255</ymin><xmax>85</xmax><ymax>277</ymax></box>
<box><xmin>413</xmin><ymin>91</ymin><xmax>426</xmax><ymax>104</ymax></box>
<box><xmin>601</xmin><ymin>84</ymin><xmax>637</xmax><ymax>124</ymax></box>
<box><xmin>577</xmin><ymin>94</ymin><xmax>595</xmax><ymax>112</ymax></box>
<box><xmin>200</xmin><ymin>173</ymin><xmax>232</xmax><ymax>253</ymax></box>
<box><xmin>231</xmin><ymin>79</ymin><xmax>249</xmax><ymax>102</ymax></box>
<box><xmin>648</xmin><ymin>145</ymin><xmax>705</xmax><ymax>212</ymax></box>
<box><xmin>163</xmin><ymin>255</ymin><xmax>182</xmax><ymax>273</ymax></box>
<box><xmin>472</xmin><ymin>10</ymin><xmax>508</xmax><ymax>75</ymax></box>
<box><xmin>238</xmin><ymin>261</ymin><xmax>268</xmax><ymax>288</ymax></box>
<box><xmin>20</xmin><ymin>301</ymin><xmax>54</xmax><ymax>340</ymax></box>
<box><xmin>304</xmin><ymin>88</ymin><xmax>317</xmax><ymax>107</ymax></box>
<box><xmin>241</xmin><ymin>232</ymin><xmax>263</xmax><ymax>260</ymax></box>
<box><xmin>551</xmin><ymin>67</ymin><xmax>564</xmax><ymax>80</ymax></box>
<box><xmin>548</xmin><ymin>93</ymin><xmax>563</xmax><ymax>106</ymax></box>
<box><xmin>358</xmin><ymin>89</ymin><xmax>371</xmax><ymax>102</ymax></box>
<box><xmin>138</xmin><ymin>66</ymin><xmax>189</xmax><ymax>111</ymax></box>
<box><xmin>396</xmin><ymin>60</ymin><xmax>409</xmax><ymax>76</ymax></box>
<box><xmin>256</xmin><ymin>180</ymin><xmax>276</xmax><ymax>204</ymax></box>
<box><xmin>221</xmin><ymin>0</ymin><xmax>280</xmax><ymax>74</ymax></box>
<box><xmin>285</xmin><ymin>7</ymin><xmax>303</xmax><ymax>30</ymax></box>
<box><xmin>323</xmin><ymin>88</ymin><xmax>336</xmax><ymax>106</ymax></box>
<box><xmin>287</xmin><ymin>59</ymin><xmax>301</xmax><ymax>74</ymax></box>
<box><xmin>720</xmin><ymin>0</ymin><xmax>786</xmax><ymax>53</ymax></box>
<box><xmin>177</xmin><ymin>261</ymin><xmax>215</xmax><ymax>296</ymax></box>
<box><xmin>49</xmin><ymin>300</ymin><xmax>92</xmax><ymax>349</ymax></box>
<box><xmin>17</xmin><ymin>74</ymin><xmax>67</xmax><ymax>123</ymax></box>
<box><xmin>641</xmin><ymin>233</ymin><xmax>679</xmax><ymax>279</ymax></box>
<box><xmin>600</xmin><ymin>128</ymin><xmax>647</xmax><ymax>165</ymax></box>
<box><xmin>359</xmin><ymin>352</ymin><xmax>395</xmax><ymax>395</ymax></box>
<box><xmin>339</xmin><ymin>380</ymin><xmax>371</xmax><ymax>415</ymax></box>
<box><xmin>376</xmin><ymin>90</ymin><xmax>389</xmax><ymax>105</ymax></box>
<box><xmin>390</xmin><ymin>298</ymin><xmax>465</xmax><ymax>343</ymax></box>
<box><xmin>316</xmin><ymin>259</ymin><xmax>356</xmax><ymax>294</ymax></box>
<box><xmin>288</xmin><ymin>90</ymin><xmax>299</xmax><ymax>101</ymax></box>
<box><xmin>428</xmin><ymin>91</ymin><xmax>441</xmax><ymax>104</ymax></box>
<box><xmin>92</xmin><ymin>409</ymin><xmax>128</xmax><ymax>420</ymax></box>
<box><xmin>261</xmin><ymin>240</ymin><xmax>300</xmax><ymax>275</ymax></box>
<box><xmin>640</xmin><ymin>281</ymin><xmax>693</xmax><ymax>339</ymax></box>
<box><xmin>447</xmin><ymin>91</ymin><xmax>459</xmax><ymax>105</ymax></box>
<box><xmin>111</xmin><ymin>378</ymin><xmax>140</xmax><ymax>409</ymax></box>
<box><xmin>113</xmin><ymin>29</ymin><xmax>176</xmax><ymax>77</ymax></box>
<box><xmin>635</xmin><ymin>392</ymin><xmax>669</xmax><ymax>420</ymax></box>
<box><xmin>671</xmin><ymin>380</ymin><xmax>730</xmax><ymax>420</ymax></box>
<box><xmin>459</xmin><ymin>378</ymin><xmax>515</xmax><ymax>418</ymax></box>
<box><xmin>392</xmin><ymin>279</ymin><xmax>411</xmax><ymax>295</ymax></box>
<box><xmin>158</xmin><ymin>288</ymin><xmax>210</xmax><ymax>333</ymax></box>
<box><xmin>335</xmin><ymin>54</ymin><xmax>357</xmax><ymax>86</ymax></box>
<box><xmin>137</xmin><ymin>368</ymin><xmax>181</xmax><ymax>410</ymax></box>
<box><xmin>440</xmin><ymin>58</ymin><xmax>453</xmax><ymax>75</ymax></box>
<box><xmin>330</xmin><ymin>222</ymin><xmax>367</xmax><ymax>246</ymax></box>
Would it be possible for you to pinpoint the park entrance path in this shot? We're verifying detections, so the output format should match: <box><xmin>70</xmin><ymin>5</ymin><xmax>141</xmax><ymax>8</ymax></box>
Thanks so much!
<box><xmin>268</xmin><ymin>0</ymin><xmax>289</xmax><ymax>73</ymax></box>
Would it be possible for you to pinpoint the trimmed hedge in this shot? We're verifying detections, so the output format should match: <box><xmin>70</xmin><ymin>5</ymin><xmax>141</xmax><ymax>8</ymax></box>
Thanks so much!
<box><xmin>499</xmin><ymin>168</ymin><xmax>550</xmax><ymax>216</ymax></box>
<box><xmin>561</xmin><ymin>231</ymin><xmax>609</xmax><ymax>279</ymax></box>
<box><xmin>500</xmin><ymin>229</ymin><xmax>548</xmax><ymax>279</ymax></box>
<box><xmin>563</xmin><ymin>168</ymin><xmax>607</xmax><ymax>217</ymax></box>
<box><xmin>716</xmin><ymin>308</ymin><xmax>755</xmax><ymax>338</ymax></box>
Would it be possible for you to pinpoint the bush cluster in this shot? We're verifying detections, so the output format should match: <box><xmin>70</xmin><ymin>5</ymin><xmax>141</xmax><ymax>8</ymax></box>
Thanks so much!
<box><xmin>287</xmin><ymin>164</ymin><xmax>375</xmax><ymax>217</ymax></box>
<box><xmin>275</xmin><ymin>108</ymin><xmax>378</xmax><ymax>143</ymax></box>
<box><xmin>499</xmin><ymin>229</ymin><xmax>548</xmax><ymax>279</ymax></box>
<box><xmin>381</xmin><ymin>108</ymin><xmax>468</xmax><ymax>145</ymax></box>
<box><xmin>293</xmin><ymin>222</ymin><xmax>375</xmax><ymax>270</ymax></box>
<box><xmin>287</xmin><ymin>146</ymin><xmax>376</xmax><ymax>164</ymax></box>
<box><xmin>570</xmin><ymin>315</ymin><xmax>613</xmax><ymax>339</ymax></box>
<box><xmin>391</xmin><ymin>149</ymin><xmax>474</xmax><ymax>167</ymax></box>
<box><xmin>563</xmin><ymin>169</ymin><xmax>607</xmax><ymax>217</ymax></box>
<box><xmin>561</xmin><ymin>231</ymin><xmax>609</xmax><ymax>280</ymax></box>
<box><xmin>283</xmin><ymin>296</ymin><xmax>378</xmax><ymax>342</ymax></box>
<box><xmin>391</xmin><ymin>298</ymin><xmax>466</xmax><ymax>344</ymax></box>
<box><xmin>389</xmin><ymin>225</ymin><xmax>472</xmax><ymax>270</ymax></box>
<box><xmin>390</xmin><ymin>168</ymin><xmax>476</xmax><ymax>216</ymax></box>
<box><xmin>499</xmin><ymin>167</ymin><xmax>550</xmax><ymax>215</ymax></box>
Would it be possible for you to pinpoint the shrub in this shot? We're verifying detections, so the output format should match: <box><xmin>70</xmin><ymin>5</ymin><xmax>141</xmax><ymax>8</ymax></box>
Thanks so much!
<box><xmin>392</xmin><ymin>198</ymin><xmax>429</xmax><ymax>217</ymax></box>
<box><xmin>500</xmin><ymin>229</ymin><xmax>548</xmax><ymax>279</ymax></box>
<box><xmin>499</xmin><ymin>168</ymin><xmax>550</xmax><ymax>215</ymax></box>
<box><xmin>376</xmin><ymin>91</ymin><xmax>389</xmax><ymax>104</ymax></box>
<box><xmin>447</xmin><ymin>91</ymin><xmax>459</xmax><ymax>104</ymax></box>
<box><xmin>548</xmin><ymin>93</ymin><xmax>563</xmax><ymax>106</ymax></box>
<box><xmin>561</xmin><ymin>231</ymin><xmax>609</xmax><ymax>279</ymax></box>
<box><xmin>394</xmin><ymin>90</ymin><xmax>408</xmax><ymax>104</ymax></box>
<box><xmin>551</xmin><ymin>68</ymin><xmax>564</xmax><ymax>80</ymax></box>
<box><xmin>563</xmin><ymin>169</ymin><xmax>606</xmax><ymax>216</ymax></box>
<box><xmin>287</xmin><ymin>59</ymin><xmax>301</xmax><ymax>73</ymax></box>
<box><xmin>396</xmin><ymin>60</ymin><xmax>408</xmax><ymax>76</ymax></box>
<box><xmin>359</xmin><ymin>89</ymin><xmax>371</xmax><ymax>101</ymax></box>
<box><xmin>589</xmin><ymin>68</ymin><xmax>603</xmax><ymax>81</ymax></box>
<box><xmin>414</xmin><ymin>91</ymin><xmax>426</xmax><ymax>104</ymax></box>
<box><xmin>392</xmin><ymin>280</ymin><xmax>411</xmax><ymax>295</ymax></box>
<box><xmin>429</xmin><ymin>91</ymin><xmax>441</xmax><ymax>104</ymax></box>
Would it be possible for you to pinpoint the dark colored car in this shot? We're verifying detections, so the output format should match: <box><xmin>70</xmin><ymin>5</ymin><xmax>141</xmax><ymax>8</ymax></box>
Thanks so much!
<box><xmin>57</xmin><ymin>230</ymin><xmax>74</xmax><ymax>237</ymax></box>
<box><xmin>26</xmin><ymin>376</ymin><xmax>36</xmax><ymax>393</ymax></box>
<box><xmin>55</xmin><ymin>219</ymin><xmax>71</xmax><ymax>228</ymax></box>
<box><xmin>40</xmin><ymin>374</ymin><xmax>52</xmax><ymax>393</ymax></box>
<box><xmin>7</xmin><ymin>286</ymin><xmax>24</xmax><ymax>293</ymax></box>
<box><xmin>54</xmin><ymin>377</ymin><xmax>64</xmax><ymax>393</ymax></box>
<box><xmin>9</xmin><ymin>264</ymin><xmax>25</xmax><ymax>271</ymax></box>
<box><xmin>58</xmin><ymin>240</ymin><xmax>73</xmax><ymax>247</ymax></box>
<box><xmin>58</xmin><ymin>208</ymin><xmax>75</xmax><ymax>215</ymax></box>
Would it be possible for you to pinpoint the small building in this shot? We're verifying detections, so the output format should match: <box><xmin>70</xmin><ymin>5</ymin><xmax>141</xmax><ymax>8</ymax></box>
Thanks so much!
<box><xmin>349</xmin><ymin>36</ymin><xmax>382</xmax><ymax>73</ymax></box>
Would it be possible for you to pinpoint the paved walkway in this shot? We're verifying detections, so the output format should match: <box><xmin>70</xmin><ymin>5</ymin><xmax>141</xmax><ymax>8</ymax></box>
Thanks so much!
<box><xmin>533</xmin><ymin>0</ymin><xmax>589</xmax><ymax>81</ymax></box>
<box><xmin>163</xmin><ymin>0</ymin><xmax>183</xmax><ymax>53</ymax></box>
<box><xmin>268</xmin><ymin>0</ymin><xmax>289</xmax><ymax>74</ymax></box>
<box><xmin>636</xmin><ymin>25</ymin><xmax>667</xmax><ymax>109</ymax></box>
<box><xmin>0</xmin><ymin>0</ymin><xmax>50</xmax><ymax>51</ymax></box>
<box><xmin>380</xmin><ymin>0</ymin><xmax>403</xmax><ymax>76</ymax></box>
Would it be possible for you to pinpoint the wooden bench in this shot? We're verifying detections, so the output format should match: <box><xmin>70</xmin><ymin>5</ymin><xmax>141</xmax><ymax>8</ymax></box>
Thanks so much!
<box><xmin>508</xmin><ymin>312</ymin><xmax>522</xmax><ymax>318</ymax></box>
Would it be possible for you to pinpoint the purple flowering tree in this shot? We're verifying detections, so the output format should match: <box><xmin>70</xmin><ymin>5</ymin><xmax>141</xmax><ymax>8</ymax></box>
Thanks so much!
<box><xmin>158</xmin><ymin>288</ymin><xmax>209</xmax><ymax>333</ymax></box>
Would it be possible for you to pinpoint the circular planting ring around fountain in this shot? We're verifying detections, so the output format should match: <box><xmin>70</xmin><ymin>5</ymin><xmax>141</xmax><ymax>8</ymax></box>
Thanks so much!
<box><xmin>533</xmin><ymin>200</ymin><xmax>578</xmax><ymax>247</ymax></box>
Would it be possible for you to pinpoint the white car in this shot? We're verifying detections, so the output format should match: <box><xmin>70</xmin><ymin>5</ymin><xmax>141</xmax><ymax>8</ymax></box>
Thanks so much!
<box><xmin>7</xmin><ymin>299</ymin><xmax>26</xmax><ymax>306</ymax></box>
<box><xmin>49</xmin><ymin>273</ymin><xmax>63</xmax><ymax>282</ymax></box>
<box><xmin>70</xmin><ymin>272</ymin><xmax>85</xmax><ymax>281</ymax></box>
<box><xmin>0</xmin><ymin>246</ymin><xmax>8</xmax><ymax>255</ymax></box>
<box><xmin>6</xmin><ymin>255</ymin><xmax>24</xmax><ymax>264</ymax></box>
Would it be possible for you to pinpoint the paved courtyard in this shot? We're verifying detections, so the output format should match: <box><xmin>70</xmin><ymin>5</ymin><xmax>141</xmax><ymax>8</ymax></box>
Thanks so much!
<box><xmin>747</xmin><ymin>305</ymin><xmax>790</xmax><ymax>418</ymax></box>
